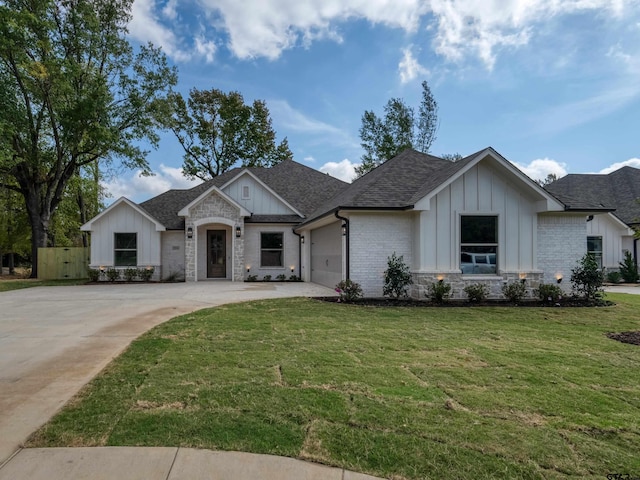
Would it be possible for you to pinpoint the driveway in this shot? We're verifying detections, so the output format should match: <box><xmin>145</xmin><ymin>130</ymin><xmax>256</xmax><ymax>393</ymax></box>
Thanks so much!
<box><xmin>0</xmin><ymin>281</ymin><xmax>335</xmax><ymax>463</ymax></box>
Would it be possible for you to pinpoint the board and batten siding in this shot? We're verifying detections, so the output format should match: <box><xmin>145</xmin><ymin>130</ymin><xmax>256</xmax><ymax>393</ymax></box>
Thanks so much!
<box><xmin>414</xmin><ymin>162</ymin><xmax>537</xmax><ymax>273</ymax></box>
<box><xmin>88</xmin><ymin>202</ymin><xmax>161</xmax><ymax>267</ymax></box>
<box><xmin>586</xmin><ymin>213</ymin><xmax>632</xmax><ymax>269</ymax></box>
<box><xmin>223</xmin><ymin>174</ymin><xmax>297</xmax><ymax>215</ymax></box>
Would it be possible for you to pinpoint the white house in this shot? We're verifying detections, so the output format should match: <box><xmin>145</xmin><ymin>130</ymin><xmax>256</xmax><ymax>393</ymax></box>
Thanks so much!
<box><xmin>82</xmin><ymin>148</ymin><xmax>625</xmax><ymax>298</ymax></box>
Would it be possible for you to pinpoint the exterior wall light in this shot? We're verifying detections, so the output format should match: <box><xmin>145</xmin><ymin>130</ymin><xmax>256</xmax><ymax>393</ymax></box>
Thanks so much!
<box><xmin>556</xmin><ymin>274</ymin><xmax>563</xmax><ymax>284</ymax></box>
<box><xmin>291</xmin><ymin>266</ymin><xmax>295</xmax><ymax>273</ymax></box>
<box><xmin>301</xmin><ymin>236</ymin><xmax>305</xmax><ymax>244</ymax></box>
<box><xmin>341</xmin><ymin>224</ymin><xmax>347</xmax><ymax>236</ymax></box>
<box><xmin>236</xmin><ymin>226</ymin><xmax>241</xmax><ymax>238</ymax></box>
<box><xmin>519</xmin><ymin>272</ymin><xmax>527</xmax><ymax>284</ymax></box>
<box><xmin>187</xmin><ymin>227</ymin><xmax>193</xmax><ymax>239</ymax></box>
<box><xmin>247</xmin><ymin>266</ymin><xmax>250</xmax><ymax>273</ymax></box>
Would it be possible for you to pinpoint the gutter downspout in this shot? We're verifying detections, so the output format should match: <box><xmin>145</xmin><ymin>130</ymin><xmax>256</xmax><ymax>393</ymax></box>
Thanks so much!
<box><xmin>335</xmin><ymin>210</ymin><xmax>350</xmax><ymax>279</ymax></box>
<box><xmin>634</xmin><ymin>237</ymin><xmax>638</xmax><ymax>271</ymax></box>
<box><xmin>292</xmin><ymin>228</ymin><xmax>303</xmax><ymax>279</ymax></box>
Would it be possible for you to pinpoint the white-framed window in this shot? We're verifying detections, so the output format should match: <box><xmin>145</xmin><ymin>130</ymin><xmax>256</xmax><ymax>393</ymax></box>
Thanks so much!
<box><xmin>261</xmin><ymin>232</ymin><xmax>283</xmax><ymax>267</ymax></box>
<box><xmin>114</xmin><ymin>232</ymin><xmax>137</xmax><ymax>266</ymax></box>
<box><xmin>587</xmin><ymin>236</ymin><xmax>603</xmax><ymax>268</ymax></box>
<box><xmin>460</xmin><ymin>215</ymin><xmax>498</xmax><ymax>274</ymax></box>
<box><xmin>242</xmin><ymin>185</ymin><xmax>250</xmax><ymax>199</ymax></box>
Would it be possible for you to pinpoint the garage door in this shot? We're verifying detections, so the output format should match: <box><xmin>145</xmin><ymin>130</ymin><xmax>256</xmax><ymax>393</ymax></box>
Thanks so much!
<box><xmin>310</xmin><ymin>222</ymin><xmax>343</xmax><ymax>288</ymax></box>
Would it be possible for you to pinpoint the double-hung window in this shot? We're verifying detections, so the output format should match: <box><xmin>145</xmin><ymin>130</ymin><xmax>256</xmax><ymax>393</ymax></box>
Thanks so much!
<box><xmin>460</xmin><ymin>216</ymin><xmax>498</xmax><ymax>274</ymax></box>
<box><xmin>587</xmin><ymin>236</ymin><xmax>603</xmax><ymax>268</ymax></box>
<box><xmin>114</xmin><ymin>233</ymin><xmax>137</xmax><ymax>267</ymax></box>
<box><xmin>261</xmin><ymin>232</ymin><xmax>283</xmax><ymax>267</ymax></box>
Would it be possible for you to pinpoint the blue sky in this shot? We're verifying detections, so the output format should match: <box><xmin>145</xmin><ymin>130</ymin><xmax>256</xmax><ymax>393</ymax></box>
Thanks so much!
<box><xmin>106</xmin><ymin>0</ymin><xmax>640</xmax><ymax>203</ymax></box>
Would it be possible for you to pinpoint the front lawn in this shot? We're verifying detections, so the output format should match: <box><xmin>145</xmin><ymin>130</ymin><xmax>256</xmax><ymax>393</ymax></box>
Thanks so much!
<box><xmin>0</xmin><ymin>278</ymin><xmax>87</xmax><ymax>292</ymax></box>
<box><xmin>29</xmin><ymin>295</ymin><xmax>640</xmax><ymax>479</ymax></box>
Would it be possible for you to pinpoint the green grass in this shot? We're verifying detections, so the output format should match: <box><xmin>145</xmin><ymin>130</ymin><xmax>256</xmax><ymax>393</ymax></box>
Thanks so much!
<box><xmin>29</xmin><ymin>294</ymin><xmax>640</xmax><ymax>479</ymax></box>
<box><xmin>0</xmin><ymin>278</ymin><xmax>87</xmax><ymax>292</ymax></box>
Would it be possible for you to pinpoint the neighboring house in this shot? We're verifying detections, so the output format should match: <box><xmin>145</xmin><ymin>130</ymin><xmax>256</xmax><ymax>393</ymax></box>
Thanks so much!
<box><xmin>545</xmin><ymin>167</ymin><xmax>639</xmax><ymax>272</ymax></box>
<box><xmin>82</xmin><ymin>147</ymin><xmax>615</xmax><ymax>298</ymax></box>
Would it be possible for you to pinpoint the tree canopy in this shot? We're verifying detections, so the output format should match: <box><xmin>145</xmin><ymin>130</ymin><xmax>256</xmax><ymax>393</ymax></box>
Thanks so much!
<box><xmin>0</xmin><ymin>0</ymin><xmax>177</xmax><ymax>276</ymax></box>
<box><xmin>356</xmin><ymin>80</ymin><xmax>439</xmax><ymax>178</ymax></box>
<box><xmin>164</xmin><ymin>88</ymin><xmax>292</xmax><ymax>181</ymax></box>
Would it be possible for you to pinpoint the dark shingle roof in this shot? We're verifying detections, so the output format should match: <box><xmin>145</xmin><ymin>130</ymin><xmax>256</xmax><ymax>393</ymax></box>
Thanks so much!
<box><xmin>545</xmin><ymin>166</ymin><xmax>640</xmax><ymax>225</ymax></box>
<box><xmin>139</xmin><ymin>160</ymin><xmax>348</xmax><ymax>230</ymax></box>
<box><xmin>300</xmin><ymin>148</ymin><xmax>478</xmax><ymax>225</ymax></box>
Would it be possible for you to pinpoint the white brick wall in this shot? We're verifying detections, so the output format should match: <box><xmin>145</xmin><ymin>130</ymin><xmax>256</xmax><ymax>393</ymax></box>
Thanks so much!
<box><xmin>349</xmin><ymin>212</ymin><xmax>413</xmax><ymax>297</ymax></box>
<box><xmin>244</xmin><ymin>225</ymin><xmax>300</xmax><ymax>280</ymax></box>
<box><xmin>160</xmin><ymin>231</ymin><xmax>185</xmax><ymax>280</ymax></box>
<box><xmin>537</xmin><ymin>214</ymin><xmax>586</xmax><ymax>290</ymax></box>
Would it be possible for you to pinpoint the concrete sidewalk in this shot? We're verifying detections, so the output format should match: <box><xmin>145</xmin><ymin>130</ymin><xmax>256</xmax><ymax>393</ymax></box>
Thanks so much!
<box><xmin>0</xmin><ymin>447</ymin><xmax>382</xmax><ymax>479</ymax></box>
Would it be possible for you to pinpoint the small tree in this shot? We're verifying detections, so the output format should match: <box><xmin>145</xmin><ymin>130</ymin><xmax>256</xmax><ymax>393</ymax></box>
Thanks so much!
<box><xmin>383</xmin><ymin>252</ymin><xmax>413</xmax><ymax>298</ymax></box>
<box><xmin>618</xmin><ymin>251</ymin><xmax>639</xmax><ymax>283</ymax></box>
<box><xmin>571</xmin><ymin>253</ymin><xmax>604</xmax><ymax>302</ymax></box>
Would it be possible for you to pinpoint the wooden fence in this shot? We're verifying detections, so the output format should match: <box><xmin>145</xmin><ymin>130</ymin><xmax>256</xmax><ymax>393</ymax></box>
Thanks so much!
<box><xmin>37</xmin><ymin>247</ymin><xmax>90</xmax><ymax>280</ymax></box>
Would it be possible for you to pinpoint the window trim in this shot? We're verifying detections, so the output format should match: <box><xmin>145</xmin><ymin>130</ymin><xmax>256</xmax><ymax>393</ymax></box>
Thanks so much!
<box><xmin>241</xmin><ymin>185</ymin><xmax>250</xmax><ymax>200</ymax></box>
<box><xmin>260</xmin><ymin>231</ymin><xmax>284</xmax><ymax>268</ymax></box>
<box><xmin>587</xmin><ymin>235</ymin><xmax>603</xmax><ymax>269</ymax></box>
<box><xmin>460</xmin><ymin>214</ymin><xmax>499</xmax><ymax>275</ymax></box>
<box><xmin>114</xmin><ymin>232</ymin><xmax>137</xmax><ymax>267</ymax></box>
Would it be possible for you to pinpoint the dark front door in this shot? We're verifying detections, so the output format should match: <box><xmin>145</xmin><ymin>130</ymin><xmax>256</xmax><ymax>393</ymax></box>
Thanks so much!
<box><xmin>207</xmin><ymin>230</ymin><xmax>226</xmax><ymax>278</ymax></box>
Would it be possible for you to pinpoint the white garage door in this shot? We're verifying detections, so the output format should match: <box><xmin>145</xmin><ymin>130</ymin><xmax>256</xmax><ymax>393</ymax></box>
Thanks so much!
<box><xmin>310</xmin><ymin>222</ymin><xmax>343</xmax><ymax>288</ymax></box>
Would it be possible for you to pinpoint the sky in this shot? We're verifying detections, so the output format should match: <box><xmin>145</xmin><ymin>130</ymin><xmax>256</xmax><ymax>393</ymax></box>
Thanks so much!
<box><xmin>105</xmin><ymin>0</ymin><xmax>640</xmax><ymax>203</ymax></box>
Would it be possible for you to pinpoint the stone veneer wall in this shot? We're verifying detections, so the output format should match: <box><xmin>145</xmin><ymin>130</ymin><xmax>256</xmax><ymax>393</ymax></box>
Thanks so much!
<box><xmin>184</xmin><ymin>193</ymin><xmax>244</xmax><ymax>282</ymax></box>
<box><xmin>411</xmin><ymin>271</ymin><xmax>544</xmax><ymax>300</ymax></box>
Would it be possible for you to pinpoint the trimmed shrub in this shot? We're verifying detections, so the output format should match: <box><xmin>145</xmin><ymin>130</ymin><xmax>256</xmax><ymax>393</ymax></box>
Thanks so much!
<box><xmin>427</xmin><ymin>280</ymin><xmax>452</xmax><ymax>303</ymax></box>
<box><xmin>502</xmin><ymin>281</ymin><xmax>527</xmax><ymax>303</ymax></box>
<box><xmin>87</xmin><ymin>268</ymin><xmax>101</xmax><ymax>282</ymax></box>
<box><xmin>606</xmin><ymin>271</ymin><xmax>622</xmax><ymax>284</ymax></box>
<box><xmin>383</xmin><ymin>252</ymin><xmax>413</xmax><ymax>298</ymax></box>
<box><xmin>246</xmin><ymin>274</ymin><xmax>258</xmax><ymax>282</ymax></box>
<box><xmin>571</xmin><ymin>253</ymin><xmax>604</xmax><ymax>302</ymax></box>
<box><xmin>464</xmin><ymin>283</ymin><xmax>489</xmax><ymax>302</ymax></box>
<box><xmin>123</xmin><ymin>268</ymin><xmax>138</xmax><ymax>282</ymax></box>
<box><xmin>138</xmin><ymin>267</ymin><xmax>155</xmax><ymax>282</ymax></box>
<box><xmin>105</xmin><ymin>268</ymin><xmax>120</xmax><ymax>282</ymax></box>
<box><xmin>335</xmin><ymin>279</ymin><xmax>363</xmax><ymax>303</ymax></box>
<box><xmin>276</xmin><ymin>274</ymin><xmax>287</xmax><ymax>281</ymax></box>
<box><xmin>535</xmin><ymin>283</ymin><xmax>563</xmax><ymax>304</ymax></box>
<box><xmin>288</xmin><ymin>275</ymin><xmax>300</xmax><ymax>282</ymax></box>
<box><xmin>618</xmin><ymin>251</ymin><xmax>639</xmax><ymax>283</ymax></box>
<box><xmin>262</xmin><ymin>275</ymin><xmax>272</xmax><ymax>282</ymax></box>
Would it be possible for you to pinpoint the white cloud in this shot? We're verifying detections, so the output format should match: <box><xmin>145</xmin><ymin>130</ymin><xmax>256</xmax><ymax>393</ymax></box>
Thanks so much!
<box><xmin>129</xmin><ymin>0</ymin><xmax>215</xmax><ymax>63</ymax></box>
<box><xmin>511</xmin><ymin>158</ymin><xmax>568</xmax><ymax>182</ymax></box>
<box><xmin>398</xmin><ymin>45</ymin><xmax>429</xmax><ymax>84</ymax></box>
<box><xmin>319</xmin><ymin>159</ymin><xmax>358</xmax><ymax>183</ymax></box>
<box><xmin>197</xmin><ymin>0</ymin><xmax>429</xmax><ymax>59</ymax></box>
<box><xmin>429</xmin><ymin>0</ymin><xmax>632</xmax><ymax>69</ymax></box>
<box><xmin>269</xmin><ymin>100</ymin><xmax>344</xmax><ymax>135</ymax></box>
<box><xmin>598</xmin><ymin>158</ymin><xmax>640</xmax><ymax>174</ymax></box>
<box><xmin>304</xmin><ymin>156</ymin><xmax>316</xmax><ymax>163</ymax></box>
<box><xmin>103</xmin><ymin>164</ymin><xmax>202</xmax><ymax>203</ymax></box>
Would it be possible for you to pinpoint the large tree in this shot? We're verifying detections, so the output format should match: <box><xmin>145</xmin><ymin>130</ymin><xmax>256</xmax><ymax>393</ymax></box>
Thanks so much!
<box><xmin>356</xmin><ymin>80</ymin><xmax>439</xmax><ymax>177</ymax></box>
<box><xmin>165</xmin><ymin>88</ymin><xmax>292</xmax><ymax>180</ymax></box>
<box><xmin>0</xmin><ymin>0</ymin><xmax>177</xmax><ymax>277</ymax></box>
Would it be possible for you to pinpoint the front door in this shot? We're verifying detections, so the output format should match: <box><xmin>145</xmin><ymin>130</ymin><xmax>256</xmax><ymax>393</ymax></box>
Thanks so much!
<box><xmin>207</xmin><ymin>230</ymin><xmax>226</xmax><ymax>278</ymax></box>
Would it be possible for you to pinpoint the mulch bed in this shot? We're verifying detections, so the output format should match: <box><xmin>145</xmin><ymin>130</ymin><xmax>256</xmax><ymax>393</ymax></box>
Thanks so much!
<box><xmin>314</xmin><ymin>297</ymin><xmax>614</xmax><ymax>308</ymax></box>
<box><xmin>606</xmin><ymin>331</ymin><xmax>640</xmax><ymax>346</ymax></box>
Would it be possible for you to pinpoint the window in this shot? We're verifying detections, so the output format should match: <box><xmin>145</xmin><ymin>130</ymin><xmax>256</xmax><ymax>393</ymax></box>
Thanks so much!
<box><xmin>587</xmin><ymin>236</ymin><xmax>603</xmax><ymax>268</ymax></box>
<box><xmin>261</xmin><ymin>232</ymin><xmax>283</xmax><ymax>267</ymax></box>
<box><xmin>114</xmin><ymin>233</ymin><xmax>137</xmax><ymax>266</ymax></box>
<box><xmin>460</xmin><ymin>216</ymin><xmax>497</xmax><ymax>274</ymax></box>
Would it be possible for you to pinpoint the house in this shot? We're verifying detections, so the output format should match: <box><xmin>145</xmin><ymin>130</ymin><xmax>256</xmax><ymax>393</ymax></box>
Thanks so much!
<box><xmin>544</xmin><ymin>167</ymin><xmax>639</xmax><ymax>271</ymax></box>
<box><xmin>81</xmin><ymin>147</ymin><xmax>614</xmax><ymax>298</ymax></box>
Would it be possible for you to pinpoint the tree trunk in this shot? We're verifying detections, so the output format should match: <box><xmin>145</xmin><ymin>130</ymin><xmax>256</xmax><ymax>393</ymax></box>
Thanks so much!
<box><xmin>23</xmin><ymin>190</ymin><xmax>50</xmax><ymax>279</ymax></box>
<box><xmin>8</xmin><ymin>252</ymin><xmax>15</xmax><ymax>275</ymax></box>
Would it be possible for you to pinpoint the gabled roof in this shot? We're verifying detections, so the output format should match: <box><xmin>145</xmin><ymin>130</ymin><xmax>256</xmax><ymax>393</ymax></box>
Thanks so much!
<box><xmin>139</xmin><ymin>159</ymin><xmax>348</xmax><ymax>230</ymax></box>
<box><xmin>299</xmin><ymin>147</ymin><xmax>565</xmax><ymax>228</ymax></box>
<box><xmin>81</xmin><ymin>197</ymin><xmax>166</xmax><ymax>231</ymax></box>
<box><xmin>545</xmin><ymin>166</ymin><xmax>640</xmax><ymax>226</ymax></box>
<box><xmin>177</xmin><ymin>185</ymin><xmax>251</xmax><ymax>218</ymax></box>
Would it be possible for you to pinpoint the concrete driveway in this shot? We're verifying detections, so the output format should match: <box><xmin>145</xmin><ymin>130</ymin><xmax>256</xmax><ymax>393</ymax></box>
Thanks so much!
<box><xmin>0</xmin><ymin>281</ymin><xmax>335</xmax><ymax>463</ymax></box>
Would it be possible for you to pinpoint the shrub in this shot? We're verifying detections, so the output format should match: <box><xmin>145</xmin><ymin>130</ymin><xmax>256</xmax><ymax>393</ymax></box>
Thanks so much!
<box><xmin>138</xmin><ymin>267</ymin><xmax>155</xmax><ymax>282</ymax></box>
<box><xmin>276</xmin><ymin>274</ymin><xmax>287</xmax><ymax>281</ymax></box>
<box><xmin>383</xmin><ymin>252</ymin><xmax>413</xmax><ymax>298</ymax></box>
<box><xmin>535</xmin><ymin>283</ymin><xmax>563</xmax><ymax>304</ymax></box>
<box><xmin>606</xmin><ymin>271</ymin><xmax>622</xmax><ymax>284</ymax></box>
<box><xmin>123</xmin><ymin>268</ymin><xmax>138</xmax><ymax>282</ymax></box>
<box><xmin>618</xmin><ymin>251</ymin><xmax>639</xmax><ymax>283</ymax></box>
<box><xmin>502</xmin><ymin>281</ymin><xmax>527</xmax><ymax>303</ymax></box>
<box><xmin>427</xmin><ymin>280</ymin><xmax>452</xmax><ymax>303</ymax></box>
<box><xmin>262</xmin><ymin>275</ymin><xmax>272</xmax><ymax>282</ymax></box>
<box><xmin>288</xmin><ymin>275</ymin><xmax>300</xmax><ymax>282</ymax></box>
<box><xmin>571</xmin><ymin>253</ymin><xmax>604</xmax><ymax>302</ymax></box>
<box><xmin>464</xmin><ymin>283</ymin><xmax>489</xmax><ymax>302</ymax></box>
<box><xmin>246</xmin><ymin>274</ymin><xmax>258</xmax><ymax>282</ymax></box>
<box><xmin>105</xmin><ymin>268</ymin><xmax>120</xmax><ymax>282</ymax></box>
<box><xmin>335</xmin><ymin>279</ymin><xmax>363</xmax><ymax>303</ymax></box>
<box><xmin>87</xmin><ymin>268</ymin><xmax>101</xmax><ymax>282</ymax></box>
